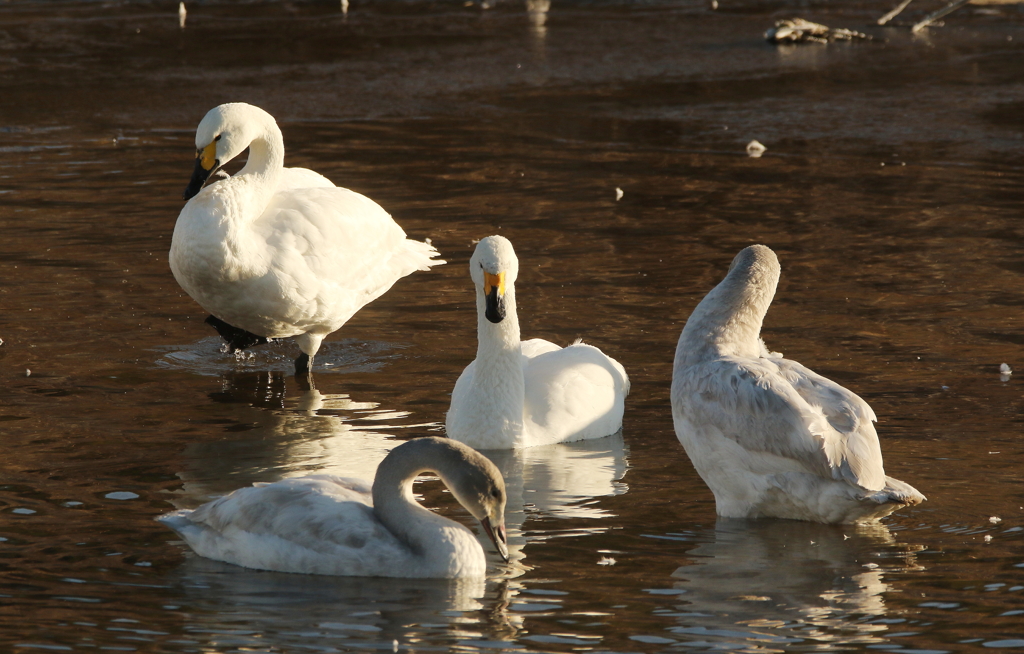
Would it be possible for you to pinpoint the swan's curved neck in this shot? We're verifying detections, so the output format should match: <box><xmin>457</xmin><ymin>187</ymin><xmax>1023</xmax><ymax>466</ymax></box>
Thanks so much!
<box><xmin>676</xmin><ymin>262</ymin><xmax>778</xmax><ymax>367</ymax></box>
<box><xmin>371</xmin><ymin>439</ymin><xmax>473</xmax><ymax>558</ymax></box>
<box><xmin>237</xmin><ymin>117</ymin><xmax>286</xmax><ymax>194</ymax></box>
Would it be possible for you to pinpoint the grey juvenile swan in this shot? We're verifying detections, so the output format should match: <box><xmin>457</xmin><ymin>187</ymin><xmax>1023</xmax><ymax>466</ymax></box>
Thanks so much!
<box><xmin>671</xmin><ymin>245</ymin><xmax>925</xmax><ymax>523</ymax></box>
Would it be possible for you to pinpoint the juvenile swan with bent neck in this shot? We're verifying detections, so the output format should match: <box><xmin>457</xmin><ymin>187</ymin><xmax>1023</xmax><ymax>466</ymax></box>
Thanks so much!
<box><xmin>158</xmin><ymin>437</ymin><xmax>509</xmax><ymax>578</ymax></box>
<box><xmin>446</xmin><ymin>236</ymin><xmax>629</xmax><ymax>449</ymax></box>
<box><xmin>671</xmin><ymin>245</ymin><xmax>925</xmax><ymax>524</ymax></box>
<box><xmin>170</xmin><ymin>103</ymin><xmax>444</xmax><ymax>375</ymax></box>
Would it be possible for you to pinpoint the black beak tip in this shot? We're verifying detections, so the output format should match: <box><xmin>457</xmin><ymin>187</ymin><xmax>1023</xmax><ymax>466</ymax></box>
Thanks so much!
<box><xmin>485</xmin><ymin>307</ymin><xmax>504</xmax><ymax>324</ymax></box>
<box><xmin>484</xmin><ymin>287</ymin><xmax>505</xmax><ymax>324</ymax></box>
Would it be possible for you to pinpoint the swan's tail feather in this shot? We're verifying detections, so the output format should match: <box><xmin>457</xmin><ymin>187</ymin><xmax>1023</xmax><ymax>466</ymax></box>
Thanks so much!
<box><xmin>157</xmin><ymin>509</ymin><xmax>198</xmax><ymax>536</ymax></box>
<box><xmin>860</xmin><ymin>476</ymin><xmax>926</xmax><ymax>506</ymax></box>
<box><xmin>881</xmin><ymin>475</ymin><xmax>927</xmax><ymax>505</ymax></box>
<box><xmin>405</xmin><ymin>238</ymin><xmax>446</xmax><ymax>271</ymax></box>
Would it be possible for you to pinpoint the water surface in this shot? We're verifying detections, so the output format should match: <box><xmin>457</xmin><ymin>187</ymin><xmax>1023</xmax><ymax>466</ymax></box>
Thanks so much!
<box><xmin>1</xmin><ymin>0</ymin><xmax>1023</xmax><ymax>651</ymax></box>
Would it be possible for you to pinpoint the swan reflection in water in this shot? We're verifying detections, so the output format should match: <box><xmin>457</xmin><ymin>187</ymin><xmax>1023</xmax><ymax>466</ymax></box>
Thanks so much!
<box><xmin>168</xmin><ymin>555</ymin><xmax>494</xmax><ymax>650</ymax></box>
<box><xmin>661</xmin><ymin>519</ymin><xmax>924</xmax><ymax>649</ymax></box>
<box><xmin>169</xmin><ymin>371</ymin><xmax>629</xmax><ymax>570</ymax></box>
<box><xmin>168</xmin><ymin>371</ymin><xmax>419</xmax><ymax>504</ymax></box>
<box><xmin>482</xmin><ymin>434</ymin><xmax>629</xmax><ymax>573</ymax></box>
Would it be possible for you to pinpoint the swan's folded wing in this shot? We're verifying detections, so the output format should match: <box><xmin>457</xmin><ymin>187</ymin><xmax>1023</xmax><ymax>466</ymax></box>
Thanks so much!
<box><xmin>254</xmin><ymin>187</ymin><xmax>443</xmax><ymax>325</ymax></box>
<box><xmin>523</xmin><ymin>342</ymin><xmax>627</xmax><ymax>443</ymax></box>
<box><xmin>768</xmin><ymin>357</ymin><xmax>885</xmax><ymax>490</ymax></box>
<box><xmin>165</xmin><ymin>475</ymin><xmax>412</xmax><ymax>575</ymax></box>
<box><xmin>678</xmin><ymin>358</ymin><xmax>885</xmax><ymax>491</ymax></box>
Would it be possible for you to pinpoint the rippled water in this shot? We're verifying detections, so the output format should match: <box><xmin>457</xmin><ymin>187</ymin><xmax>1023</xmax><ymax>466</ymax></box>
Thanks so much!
<box><xmin>2</xmin><ymin>0</ymin><xmax>1024</xmax><ymax>651</ymax></box>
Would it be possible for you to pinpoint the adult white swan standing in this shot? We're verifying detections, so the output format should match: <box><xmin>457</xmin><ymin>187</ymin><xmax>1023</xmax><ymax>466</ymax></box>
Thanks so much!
<box><xmin>671</xmin><ymin>245</ymin><xmax>925</xmax><ymax>524</ymax></box>
<box><xmin>158</xmin><ymin>437</ymin><xmax>509</xmax><ymax>578</ymax></box>
<box><xmin>169</xmin><ymin>103</ymin><xmax>444</xmax><ymax>375</ymax></box>
<box><xmin>446</xmin><ymin>236</ymin><xmax>629</xmax><ymax>449</ymax></box>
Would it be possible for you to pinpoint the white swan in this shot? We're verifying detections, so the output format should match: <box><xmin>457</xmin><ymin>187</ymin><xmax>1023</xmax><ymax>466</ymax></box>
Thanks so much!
<box><xmin>169</xmin><ymin>103</ymin><xmax>444</xmax><ymax>375</ymax></box>
<box><xmin>158</xmin><ymin>437</ymin><xmax>509</xmax><ymax>578</ymax></box>
<box><xmin>446</xmin><ymin>235</ymin><xmax>629</xmax><ymax>449</ymax></box>
<box><xmin>671</xmin><ymin>245</ymin><xmax>925</xmax><ymax>524</ymax></box>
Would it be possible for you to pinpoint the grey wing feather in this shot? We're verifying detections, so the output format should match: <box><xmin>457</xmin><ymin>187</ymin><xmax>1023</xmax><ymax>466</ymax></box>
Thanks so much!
<box><xmin>680</xmin><ymin>357</ymin><xmax>885</xmax><ymax>491</ymax></box>
<box><xmin>179</xmin><ymin>475</ymin><xmax>399</xmax><ymax>555</ymax></box>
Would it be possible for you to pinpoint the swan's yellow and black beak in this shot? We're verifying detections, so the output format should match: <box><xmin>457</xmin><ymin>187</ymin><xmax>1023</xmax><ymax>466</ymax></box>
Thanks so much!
<box><xmin>484</xmin><ymin>271</ymin><xmax>506</xmax><ymax>324</ymax></box>
<box><xmin>481</xmin><ymin>514</ymin><xmax>509</xmax><ymax>562</ymax></box>
<box><xmin>183</xmin><ymin>141</ymin><xmax>219</xmax><ymax>201</ymax></box>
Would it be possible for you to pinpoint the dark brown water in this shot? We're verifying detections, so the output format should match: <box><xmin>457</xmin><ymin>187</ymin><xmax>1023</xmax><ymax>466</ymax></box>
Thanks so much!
<box><xmin>2</xmin><ymin>0</ymin><xmax>1024</xmax><ymax>651</ymax></box>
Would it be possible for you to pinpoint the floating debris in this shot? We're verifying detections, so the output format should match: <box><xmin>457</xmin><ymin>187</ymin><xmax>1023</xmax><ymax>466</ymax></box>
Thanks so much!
<box><xmin>25</xmin><ymin>369</ymin><xmax>31</xmax><ymax>377</ymax></box>
<box><xmin>984</xmin><ymin>534</ymin><xmax>993</xmax><ymax>542</ymax></box>
<box><xmin>765</xmin><ymin>18</ymin><xmax>872</xmax><ymax>44</ymax></box>
<box><xmin>990</xmin><ymin>516</ymin><xmax>1002</xmax><ymax>524</ymax></box>
<box><xmin>341</xmin><ymin>0</ymin><xmax>349</xmax><ymax>16</ymax></box>
<box><xmin>597</xmin><ymin>556</ymin><xmax>616</xmax><ymax>565</ymax></box>
<box><xmin>615</xmin><ymin>187</ymin><xmax>624</xmax><ymax>201</ymax></box>
<box><xmin>1000</xmin><ymin>363</ymin><xmax>1012</xmax><ymax>382</ymax></box>
<box><xmin>178</xmin><ymin>2</ymin><xmax>186</xmax><ymax>28</ymax></box>
<box><xmin>746</xmin><ymin>140</ymin><xmax>767</xmax><ymax>158</ymax></box>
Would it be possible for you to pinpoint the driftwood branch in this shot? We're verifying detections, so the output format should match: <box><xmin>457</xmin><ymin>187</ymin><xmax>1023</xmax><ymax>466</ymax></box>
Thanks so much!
<box><xmin>912</xmin><ymin>0</ymin><xmax>973</xmax><ymax>31</ymax></box>
<box><xmin>878</xmin><ymin>0</ymin><xmax>915</xmax><ymax>24</ymax></box>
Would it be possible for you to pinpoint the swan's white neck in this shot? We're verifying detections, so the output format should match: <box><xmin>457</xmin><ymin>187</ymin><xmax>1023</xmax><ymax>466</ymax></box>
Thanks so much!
<box><xmin>371</xmin><ymin>439</ymin><xmax>481</xmax><ymax>571</ymax></box>
<box><xmin>472</xmin><ymin>284</ymin><xmax>527</xmax><ymax>442</ymax></box>
<box><xmin>231</xmin><ymin>114</ymin><xmax>284</xmax><ymax>218</ymax></box>
<box><xmin>676</xmin><ymin>248</ymin><xmax>779</xmax><ymax>369</ymax></box>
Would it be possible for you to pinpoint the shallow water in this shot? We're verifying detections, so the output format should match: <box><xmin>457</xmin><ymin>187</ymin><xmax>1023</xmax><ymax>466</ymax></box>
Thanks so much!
<box><xmin>2</xmin><ymin>0</ymin><xmax>1024</xmax><ymax>651</ymax></box>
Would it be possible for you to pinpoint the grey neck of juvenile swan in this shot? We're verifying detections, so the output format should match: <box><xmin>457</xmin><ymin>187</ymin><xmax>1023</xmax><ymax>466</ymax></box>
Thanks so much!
<box><xmin>676</xmin><ymin>245</ymin><xmax>780</xmax><ymax>368</ymax></box>
<box><xmin>371</xmin><ymin>438</ymin><xmax>476</xmax><ymax>557</ymax></box>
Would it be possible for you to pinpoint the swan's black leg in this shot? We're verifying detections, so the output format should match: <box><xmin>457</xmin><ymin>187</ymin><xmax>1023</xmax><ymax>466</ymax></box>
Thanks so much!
<box><xmin>294</xmin><ymin>367</ymin><xmax>315</xmax><ymax>392</ymax></box>
<box><xmin>205</xmin><ymin>315</ymin><xmax>269</xmax><ymax>352</ymax></box>
<box><xmin>295</xmin><ymin>352</ymin><xmax>313</xmax><ymax>376</ymax></box>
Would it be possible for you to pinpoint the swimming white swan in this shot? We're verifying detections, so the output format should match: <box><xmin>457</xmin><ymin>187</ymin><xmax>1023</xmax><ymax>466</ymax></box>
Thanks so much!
<box><xmin>671</xmin><ymin>245</ymin><xmax>925</xmax><ymax>524</ymax></box>
<box><xmin>169</xmin><ymin>103</ymin><xmax>444</xmax><ymax>375</ymax></box>
<box><xmin>446</xmin><ymin>236</ymin><xmax>629</xmax><ymax>449</ymax></box>
<box><xmin>158</xmin><ymin>437</ymin><xmax>509</xmax><ymax>578</ymax></box>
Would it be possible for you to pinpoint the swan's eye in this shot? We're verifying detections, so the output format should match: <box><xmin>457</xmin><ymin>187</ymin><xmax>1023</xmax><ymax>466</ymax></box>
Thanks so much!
<box><xmin>214</xmin><ymin>134</ymin><xmax>222</xmax><ymax>142</ymax></box>
<box><xmin>490</xmin><ymin>489</ymin><xmax>501</xmax><ymax>499</ymax></box>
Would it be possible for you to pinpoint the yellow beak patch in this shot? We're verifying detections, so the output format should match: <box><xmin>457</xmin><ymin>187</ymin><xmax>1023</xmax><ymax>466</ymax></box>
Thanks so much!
<box><xmin>198</xmin><ymin>141</ymin><xmax>218</xmax><ymax>171</ymax></box>
<box><xmin>484</xmin><ymin>271</ymin><xmax>505</xmax><ymax>297</ymax></box>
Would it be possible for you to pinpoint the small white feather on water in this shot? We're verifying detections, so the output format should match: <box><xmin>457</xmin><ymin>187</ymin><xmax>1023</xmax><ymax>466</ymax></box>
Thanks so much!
<box><xmin>178</xmin><ymin>2</ymin><xmax>186</xmax><ymax>28</ymax></box>
<box><xmin>746</xmin><ymin>140</ymin><xmax>767</xmax><ymax>158</ymax></box>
